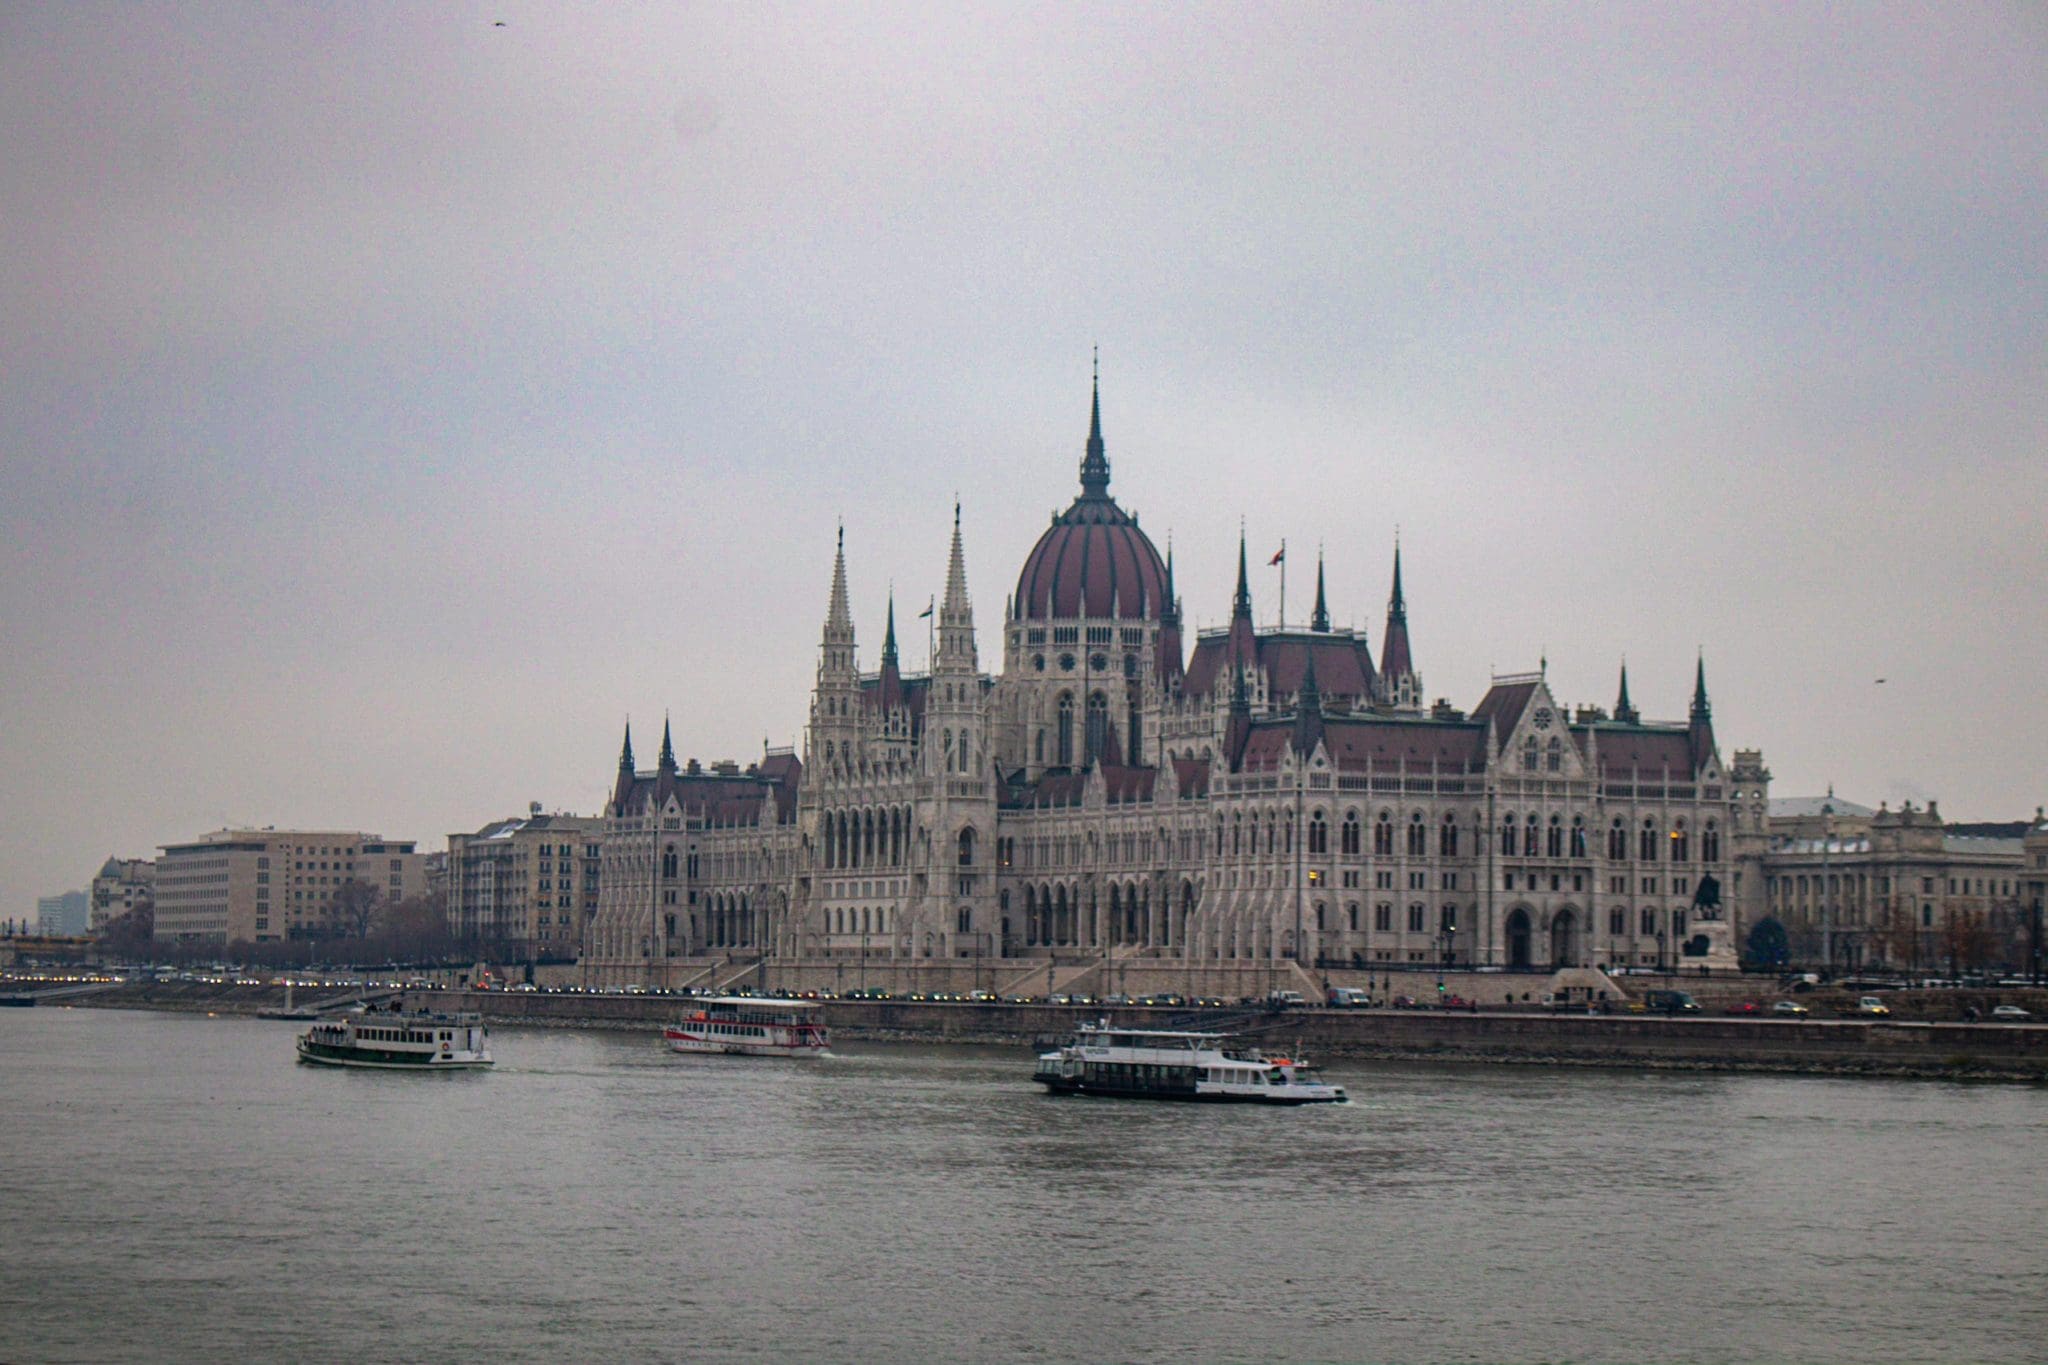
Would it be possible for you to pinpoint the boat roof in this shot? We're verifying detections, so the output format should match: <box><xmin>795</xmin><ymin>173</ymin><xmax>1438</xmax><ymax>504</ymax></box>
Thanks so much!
<box><xmin>1076</xmin><ymin>1024</ymin><xmax>1227</xmax><ymax>1041</ymax></box>
<box><xmin>705</xmin><ymin>995</ymin><xmax>822</xmax><ymax>1010</ymax></box>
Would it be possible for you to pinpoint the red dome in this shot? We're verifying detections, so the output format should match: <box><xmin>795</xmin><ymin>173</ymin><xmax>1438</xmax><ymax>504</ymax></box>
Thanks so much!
<box><xmin>1015</xmin><ymin>497</ymin><xmax>1167</xmax><ymax>621</ymax></box>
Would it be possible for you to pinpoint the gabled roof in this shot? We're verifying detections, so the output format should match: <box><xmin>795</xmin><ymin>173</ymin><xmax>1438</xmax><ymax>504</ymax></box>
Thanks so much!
<box><xmin>1470</xmin><ymin>678</ymin><xmax>1539</xmax><ymax>736</ymax></box>
<box><xmin>1170</xmin><ymin>757</ymin><xmax>1210</xmax><ymax>798</ymax></box>
<box><xmin>1184</xmin><ymin>630</ymin><xmax>1377</xmax><ymax>701</ymax></box>
<box><xmin>1587</xmin><ymin>726</ymin><xmax>1695</xmax><ymax>777</ymax></box>
<box><xmin>1319</xmin><ymin>716</ymin><xmax>1489</xmax><ymax>773</ymax></box>
<box><xmin>1769</xmin><ymin>795</ymin><xmax>1877</xmax><ymax>819</ymax></box>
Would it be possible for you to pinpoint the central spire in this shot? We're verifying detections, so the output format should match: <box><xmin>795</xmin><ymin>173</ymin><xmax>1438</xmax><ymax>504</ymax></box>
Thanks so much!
<box><xmin>881</xmin><ymin>591</ymin><xmax>899</xmax><ymax>669</ymax></box>
<box><xmin>1311</xmin><ymin>550</ymin><xmax>1330</xmax><ymax>632</ymax></box>
<box><xmin>1232</xmin><ymin>530</ymin><xmax>1252</xmax><ymax>620</ymax></box>
<box><xmin>1078</xmin><ymin>349</ymin><xmax>1110</xmax><ymax>499</ymax></box>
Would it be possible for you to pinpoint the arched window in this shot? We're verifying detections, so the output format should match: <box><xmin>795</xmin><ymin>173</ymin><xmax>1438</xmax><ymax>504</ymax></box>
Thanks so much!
<box><xmin>1342</xmin><ymin>812</ymin><xmax>1361</xmax><ymax>855</ymax></box>
<box><xmin>1640</xmin><ymin>819</ymin><xmax>1658</xmax><ymax>862</ymax></box>
<box><xmin>662</xmin><ymin>845</ymin><xmax>678</xmax><ymax>878</ymax></box>
<box><xmin>1086</xmin><ymin>691</ymin><xmax>1109</xmax><ymax>763</ymax></box>
<box><xmin>1500</xmin><ymin>815</ymin><xmax>1516</xmax><ymax>856</ymax></box>
<box><xmin>1374</xmin><ymin>812</ymin><xmax>1394</xmax><ymax>857</ymax></box>
<box><xmin>1609</xmin><ymin>818</ymin><xmax>1627</xmax><ymax>861</ymax></box>
<box><xmin>1702</xmin><ymin>821</ymin><xmax>1721</xmax><ymax>863</ymax></box>
<box><xmin>1407</xmin><ymin>813</ymin><xmax>1426</xmax><ymax>857</ymax></box>
<box><xmin>1348</xmin><ymin>902</ymin><xmax>1360</xmax><ymax>932</ymax></box>
<box><xmin>1308</xmin><ymin>811</ymin><xmax>1328</xmax><ymax>855</ymax></box>
<box><xmin>1546</xmin><ymin>736</ymin><xmax>1563</xmax><ymax>772</ymax></box>
<box><xmin>1057</xmin><ymin>694</ymin><xmax>1075</xmax><ymax>767</ymax></box>
<box><xmin>1524</xmin><ymin>815</ymin><xmax>1539</xmax><ymax>858</ymax></box>
<box><xmin>1546</xmin><ymin>817</ymin><xmax>1563</xmax><ymax>859</ymax></box>
<box><xmin>958</xmin><ymin>827</ymin><xmax>976</xmax><ymax>866</ymax></box>
<box><xmin>1522</xmin><ymin>736</ymin><xmax>1539</xmax><ymax>771</ymax></box>
<box><xmin>1671</xmin><ymin>820</ymin><xmax>1690</xmax><ymax>863</ymax></box>
<box><xmin>1570</xmin><ymin>816</ymin><xmax>1587</xmax><ymax>859</ymax></box>
<box><xmin>1440</xmin><ymin>815</ymin><xmax>1459</xmax><ymax>858</ymax></box>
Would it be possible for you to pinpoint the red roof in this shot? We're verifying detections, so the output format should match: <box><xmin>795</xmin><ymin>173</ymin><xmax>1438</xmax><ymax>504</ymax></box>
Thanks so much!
<box><xmin>1014</xmin><ymin>501</ymin><xmax>1167</xmax><ymax>621</ymax></box>
<box><xmin>1171</xmin><ymin>757</ymin><xmax>1210</xmax><ymax>797</ymax></box>
<box><xmin>1471</xmin><ymin>679</ymin><xmax>1539</xmax><ymax>737</ymax></box>
<box><xmin>1184</xmin><ymin>631</ymin><xmax>1378</xmax><ymax>701</ymax></box>
<box><xmin>1586</xmin><ymin>726</ymin><xmax>1696</xmax><ymax>777</ymax></box>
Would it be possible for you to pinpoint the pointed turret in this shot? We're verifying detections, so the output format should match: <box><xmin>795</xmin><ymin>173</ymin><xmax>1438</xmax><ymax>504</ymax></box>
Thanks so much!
<box><xmin>881</xmin><ymin>592</ymin><xmax>899</xmax><ymax>670</ymax></box>
<box><xmin>877</xmin><ymin>590</ymin><xmax>904</xmax><ymax>712</ymax></box>
<box><xmin>1310</xmin><ymin>551</ymin><xmax>1330</xmax><ymax>632</ymax></box>
<box><xmin>1079</xmin><ymin>353</ymin><xmax>1110</xmax><ymax>499</ymax></box>
<box><xmin>1293</xmin><ymin>649</ymin><xmax>1325</xmax><ymax>758</ymax></box>
<box><xmin>1688</xmin><ymin>654</ymin><xmax>1717</xmax><ymax>768</ymax></box>
<box><xmin>610</xmin><ymin>719</ymin><xmax>638</xmax><ymax>813</ymax></box>
<box><xmin>1379</xmin><ymin>540</ymin><xmax>1420</xmax><ymax>711</ymax></box>
<box><xmin>1614</xmin><ymin>660</ymin><xmax>1640</xmax><ymax>725</ymax></box>
<box><xmin>935</xmin><ymin>501</ymin><xmax>977</xmax><ymax>672</ymax></box>
<box><xmin>658</xmin><ymin>716</ymin><xmax>677</xmax><ymax>774</ymax></box>
<box><xmin>1154</xmin><ymin>543</ymin><xmax>1185</xmax><ymax>691</ymax></box>
<box><xmin>1227</xmin><ymin>529</ymin><xmax>1258</xmax><ymax>674</ymax></box>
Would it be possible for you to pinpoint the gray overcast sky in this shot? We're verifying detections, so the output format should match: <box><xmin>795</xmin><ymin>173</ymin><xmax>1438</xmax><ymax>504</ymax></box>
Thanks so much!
<box><xmin>3</xmin><ymin>3</ymin><xmax>2044</xmax><ymax>918</ymax></box>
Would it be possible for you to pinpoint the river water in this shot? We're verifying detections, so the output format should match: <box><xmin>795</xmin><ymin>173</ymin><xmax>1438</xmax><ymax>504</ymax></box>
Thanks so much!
<box><xmin>2</xmin><ymin>1007</ymin><xmax>2043</xmax><ymax>1364</ymax></box>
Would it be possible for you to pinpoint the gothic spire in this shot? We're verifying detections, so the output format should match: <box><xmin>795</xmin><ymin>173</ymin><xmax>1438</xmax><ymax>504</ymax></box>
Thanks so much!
<box><xmin>881</xmin><ymin>591</ymin><xmax>899</xmax><ymax>669</ymax></box>
<box><xmin>937</xmin><ymin>501</ymin><xmax>977</xmax><ymax>672</ymax></box>
<box><xmin>1688</xmin><ymin>653</ymin><xmax>1717</xmax><ymax>769</ymax></box>
<box><xmin>658</xmin><ymin>715</ymin><xmax>677</xmax><ymax>773</ymax></box>
<box><xmin>1161</xmin><ymin>543</ymin><xmax>1180</xmax><ymax>625</ymax></box>
<box><xmin>824</xmin><ymin>524</ymin><xmax>854</xmax><ymax>641</ymax></box>
<box><xmin>1614</xmin><ymin>659</ymin><xmax>1639</xmax><ymax>725</ymax></box>
<box><xmin>617</xmin><ymin>719</ymin><xmax>635</xmax><ymax>773</ymax></box>
<box><xmin>1293</xmin><ymin>648</ymin><xmax>1325</xmax><ymax>757</ymax></box>
<box><xmin>1079</xmin><ymin>350</ymin><xmax>1110</xmax><ymax>499</ymax></box>
<box><xmin>1388</xmin><ymin>539</ymin><xmax>1407</xmax><ymax>625</ymax></box>
<box><xmin>1310</xmin><ymin>550</ymin><xmax>1330</xmax><ymax>632</ymax></box>
<box><xmin>1232</xmin><ymin>529</ymin><xmax>1252</xmax><ymax>620</ymax></box>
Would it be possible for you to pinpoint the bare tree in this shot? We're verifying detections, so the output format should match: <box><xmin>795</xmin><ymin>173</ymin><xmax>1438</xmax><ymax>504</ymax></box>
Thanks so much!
<box><xmin>327</xmin><ymin>880</ymin><xmax>383</xmax><ymax>940</ymax></box>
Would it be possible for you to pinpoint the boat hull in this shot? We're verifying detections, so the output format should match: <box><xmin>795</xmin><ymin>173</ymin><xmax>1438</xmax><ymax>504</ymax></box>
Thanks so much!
<box><xmin>1034</xmin><ymin>1072</ymin><xmax>1342</xmax><ymax>1104</ymax></box>
<box><xmin>296</xmin><ymin>1039</ymin><xmax>492</xmax><ymax>1070</ymax></box>
<box><xmin>663</xmin><ymin>1029</ymin><xmax>828</xmax><ymax>1059</ymax></box>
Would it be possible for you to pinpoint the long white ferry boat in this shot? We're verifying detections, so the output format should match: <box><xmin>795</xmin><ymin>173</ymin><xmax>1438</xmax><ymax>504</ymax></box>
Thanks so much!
<box><xmin>296</xmin><ymin>1010</ymin><xmax>493</xmax><ymax>1070</ymax></box>
<box><xmin>664</xmin><ymin>996</ymin><xmax>830</xmax><ymax>1058</ymax></box>
<box><xmin>1035</xmin><ymin>1022</ymin><xmax>1347</xmax><ymax>1104</ymax></box>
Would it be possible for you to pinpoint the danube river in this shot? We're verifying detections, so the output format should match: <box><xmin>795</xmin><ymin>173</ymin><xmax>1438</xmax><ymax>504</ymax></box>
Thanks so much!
<box><xmin>3</xmin><ymin>1008</ymin><xmax>2044</xmax><ymax>1364</ymax></box>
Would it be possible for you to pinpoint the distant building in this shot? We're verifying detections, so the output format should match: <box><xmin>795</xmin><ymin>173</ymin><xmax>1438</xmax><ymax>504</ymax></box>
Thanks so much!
<box><xmin>154</xmin><ymin>829</ymin><xmax>427</xmax><ymax>944</ymax></box>
<box><xmin>37</xmin><ymin>890</ymin><xmax>89</xmax><ymax>937</ymax></box>
<box><xmin>90</xmin><ymin>857</ymin><xmax>156</xmax><ymax>933</ymax></box>
<box><xmin>1759</xmin><ymin>796</ymin><xmax>2031</xmax><ymax>975</ymax></box>
<box><xmin>446</xmin><ymin>811</ymin><xmax>602</xmax><ymax>954</ymax></box>
<box><xmin>582</xmin><ymin>377</ymin><xmax>1758</xmax><ymax>989</ymax></box>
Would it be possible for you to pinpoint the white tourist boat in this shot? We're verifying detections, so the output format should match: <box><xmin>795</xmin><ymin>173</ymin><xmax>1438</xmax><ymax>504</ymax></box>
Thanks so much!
<box><xmin>296</xmin><ymin>1009</ymin><xmax>493</xmax><ymax>1070</ymax></box>
<box><xmin>664</xmin><ymin>996</ymin><xmax>830</xmax><ymax>1058</ymax></box>
<box><xmin>1034</xmin><ymin>1022</ymin><xmax>1348</xmax><ymax>1104</ymax></box>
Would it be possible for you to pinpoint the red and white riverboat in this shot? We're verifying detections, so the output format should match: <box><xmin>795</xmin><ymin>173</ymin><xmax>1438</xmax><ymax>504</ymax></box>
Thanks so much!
<box><xmin>664</xmin><ymin>996</ymin><xmax>830</xmax><ymax>1058</ymax></box>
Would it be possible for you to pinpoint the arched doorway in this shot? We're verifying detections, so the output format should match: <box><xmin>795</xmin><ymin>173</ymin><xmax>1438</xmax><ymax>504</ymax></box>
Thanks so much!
<box><xmin>1506</xmin><ymin>908</ymin><xmax>1533</xmax><ymax>969</ymax></box>
<box><xmin>1550</xmin><ymin>907</ymin><xmax>1579</xmax><ymax>967</ymax></box>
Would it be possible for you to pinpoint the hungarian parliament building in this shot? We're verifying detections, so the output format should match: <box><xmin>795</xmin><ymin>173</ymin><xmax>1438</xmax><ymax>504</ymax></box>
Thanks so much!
<box><xmin>583</xmin><ymin>383</ymin><xmax>1770</xmax><ymax>990</ymax></box>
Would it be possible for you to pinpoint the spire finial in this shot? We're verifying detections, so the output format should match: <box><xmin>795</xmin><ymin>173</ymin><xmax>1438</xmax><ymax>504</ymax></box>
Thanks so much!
<box><xmin>882</xmin><ymin>588</ymin><xmax>898</xmax><ymax>668</ymax></box>
<box><xmin>1310</xmin><ymin>547</ymin><xmax>1330</xmax><ymax>632</ymax></box>
<box><xmin>618</xmin><ymin>718</ymin><xmax>636</xmax><ymax>773</ymax></box>
<box><xmin>1692</xmin><ymin>651</ymin><xmax>1711</xmax><ymax>720</ymax></box>
<box><xmin>1388</xmin><ymin>538</ymin><xmax>1406</xmax><ymax>623</ymax></box>
<box><xmin>659</xmin><ymin>713</ymin><xmax>677</xmax><ymax>772</ymax></box>
<box><xmin>1079</xmin><ymin>354</ymin><xmax>1110</xmax><ymax>497</ymax></box>
<box><xmin>1615</xmin><ymin>658</ymin><xmax>1638</xmax><ymax>724</ymax></box>
<box><xmin>1233</xmin><ymin>526</ymin><xmax>1252</xmax><ymax>620</ymax></box>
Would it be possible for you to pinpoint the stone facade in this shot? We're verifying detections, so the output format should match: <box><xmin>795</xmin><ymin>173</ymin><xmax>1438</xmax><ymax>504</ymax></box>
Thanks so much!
<box><xmin>89</xmin><ymin>857</ymin><xmax>155</xmax><ymax>933</ymax></box>
<box><xmin>583</xmin><ymin>381</ymin><xmax>1758</xmax><ymax>987</ymax></box>
<box><xmin>446</xmin><ymin>811</ymin><xmax>602</xmax><ymax>954</ymax></box>
<box><xmin>154</xmin><ymin>829</ymin><xmax>426</xmax><ymax>944</ymax></box>
<box><xmin>1758</xmin><ymin>797</ymin><xmax>2033</xmax><ymax>977</ymax></box>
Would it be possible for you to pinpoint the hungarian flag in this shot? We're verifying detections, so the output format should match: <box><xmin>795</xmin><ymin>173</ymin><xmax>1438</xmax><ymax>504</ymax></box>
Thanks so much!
<box><xmin>918</xmin><ymin>600</ymin><xmax>934</xmax><ymax>619</ymax></box>
<box><xmin>1268</xmin><ymin>547</ymin><xmax>1285</xmax><ymax>565</ymax></box>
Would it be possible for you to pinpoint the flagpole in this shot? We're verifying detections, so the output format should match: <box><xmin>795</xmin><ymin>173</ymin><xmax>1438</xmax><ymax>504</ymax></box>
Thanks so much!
<box><xmin>1278</xmin><ymin>538</ymin><xmax>1286</xmax><ymax>629</ymax></box>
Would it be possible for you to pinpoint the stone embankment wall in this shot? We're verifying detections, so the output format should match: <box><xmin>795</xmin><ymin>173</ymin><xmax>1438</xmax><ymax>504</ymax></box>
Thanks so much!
<box><xmin>45</xmin><ymin>980</ymin><xmax>2048</xmax><ymax>1080</ymax></box>
<box><xmin>419</xmin><ymin>989</ymin><xmax>2048</xmax><ymax>1081</ymax></box>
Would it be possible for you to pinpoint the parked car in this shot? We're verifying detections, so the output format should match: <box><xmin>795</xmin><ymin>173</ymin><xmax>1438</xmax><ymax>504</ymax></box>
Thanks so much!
<box><xmin>1771</xmin><ymin>1000</ymin><xmax>1810</xmax><ymax>1017</ymax></box>
<box><xmin>1991</xmin><ymin>1004</ymin><xmax>2033</xmax><ymax>1021</ymax></box>
<box><xmin>1725</xmin><ymin>1000</ymin><xmax>1765</xmax><ymax>1015</ymax></box>
<box><xmin>1854</xmin><ymin>996</ymin><xmax>1891</xmax><ymax>1017</ymax></box>
<box><xmin>1390</xmin><ymin>995</ymin><xmax>1420</xmax><ymax>1010</ymax></box>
